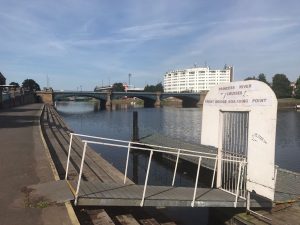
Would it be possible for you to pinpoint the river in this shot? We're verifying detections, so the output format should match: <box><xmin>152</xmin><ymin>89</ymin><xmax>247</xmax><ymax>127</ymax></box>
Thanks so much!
<box><xmin>56</xmin><ymin>101</ymin><xmax>300</xmax><ymax>224</ymax></box>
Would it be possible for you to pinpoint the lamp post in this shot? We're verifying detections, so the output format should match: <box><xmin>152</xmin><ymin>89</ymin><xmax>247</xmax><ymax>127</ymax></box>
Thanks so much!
<box><xmin>128</xmin><ymin>73</ymin><xmax>132</xmax><ymax>87</ymax></box>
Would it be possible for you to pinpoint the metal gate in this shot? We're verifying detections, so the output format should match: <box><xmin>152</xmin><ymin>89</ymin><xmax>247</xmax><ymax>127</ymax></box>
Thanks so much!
<box><xmin>220</xmin><ymin>111</ymin><xmax>248</xmax><ymax>199</ymax></box>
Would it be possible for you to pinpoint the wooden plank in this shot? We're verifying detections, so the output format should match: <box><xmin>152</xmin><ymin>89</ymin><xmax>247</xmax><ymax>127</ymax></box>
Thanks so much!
<box><xmin>116</xmin><ymin>214</ymin><xmax>140</xmax><ymax>225</ymax></box>
<box><xmin>139</xmin><ymin>218</ymin><xmax>160</xmax><ymax>225</ymax></box>
<box><xmin>91</xmin><ymin>209</ymin><xmax>115</xmax><ymax>225</ymax></box>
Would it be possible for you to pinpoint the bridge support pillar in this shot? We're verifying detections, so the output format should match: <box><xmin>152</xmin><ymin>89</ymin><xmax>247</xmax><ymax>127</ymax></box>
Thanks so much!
<box><xmin>105</xmin><ymin>92</ymin><xmax>112</xmax><ymax>110</ymax></box>
<box><xmin>196</xmin><ymin>91</ymin><xmax>208</xmax><ymax>107</ymax></box>
<box><xmin>154</xmin><ymin>92</ymin><xmax>161</xmax><ymax>108</ymax></box>
<box><xmin>36</xmin><ymin>90</ymin><xmax>54</xmax><ymax>105</ymax></box>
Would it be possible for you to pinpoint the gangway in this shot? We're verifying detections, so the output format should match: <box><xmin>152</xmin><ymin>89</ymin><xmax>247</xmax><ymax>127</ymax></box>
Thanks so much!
<box><xmin>64</xmin><ymin>133</ymin><xmax>251</xmax><ymax>208</ymax></box>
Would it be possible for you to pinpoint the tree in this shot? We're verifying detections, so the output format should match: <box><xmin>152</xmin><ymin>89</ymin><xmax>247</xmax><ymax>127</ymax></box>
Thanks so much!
<box><xmin>295</xmin><ymin>76</ymin><xmax>300</xmax><ymax>99</ymax></box>
<box><xmin>272</xmin><ymin>74</ymin><xmax>292</xmax><ymax>98</ymax></box>
<box><xmin>22</xmin><ymin>79</ymin><xmax>41</xmax><ymax>91</ymax></box>
<box><xmin>144</xmin><ymin>82</ymin><xmax>164</xmax><ymax>92</ymax></box>
<box><xmin>295</xmin><ymin>88</ymin><xmax>300</xmax><ymax>99</ymax></box>
<box><xmin>9</xmin><ymin>82</ymin><xmax>20</xmax><ymax>87</ymax></box>
<box><xmin>0</xmin><ymin>72</ymin><xmax>6</xmax><ymax>85</ymax></box>
<box><xmin>296</xmin><ymin>75</ymin><xmax>300</xmax><ymax>87</ymax></box>
<box><xmin>257</xmin><ymin>73</ymin><xmax>270</xmax><ymax>86</ymax></box>
<box><xmin>112</xmin><ymin>83</ymin><xmax>125</xmax><ymax>92</ymax></box>
<box><xmin>244</xmin><ymin>76</ymin><xmax>256</xmax><ymax>81</ymax></box>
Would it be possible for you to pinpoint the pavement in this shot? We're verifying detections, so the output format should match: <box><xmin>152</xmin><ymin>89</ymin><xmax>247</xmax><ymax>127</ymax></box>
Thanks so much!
<box><xmin>0</xmin><ymin>104</ymin><xmax>75</xmax><ymax>225</ymax></box>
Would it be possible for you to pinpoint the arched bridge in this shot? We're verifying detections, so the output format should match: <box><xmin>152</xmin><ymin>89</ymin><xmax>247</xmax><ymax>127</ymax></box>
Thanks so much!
<box><xmin>37</xmin><ymin>91</ymin><xmax>207</xmax><ymax>109</ymax></box>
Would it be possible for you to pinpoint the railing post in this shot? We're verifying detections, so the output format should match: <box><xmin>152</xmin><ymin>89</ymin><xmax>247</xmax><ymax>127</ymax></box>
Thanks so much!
<box><xmin>217</xmin><ymin>112</ymin><xmax>223</xmax><ymax>188</ymax></box>
<box><xmin>74</xmin><ymin>142</ymin><xmax>88</xmax><ymax>205</ymax></box>
<box><xmin>124</xmin><ymin>142</ymin><xmax>131</xmax><ymax>184</ymax></box>
<box><xmin>246</xmin><ymin>191</ymin><xmax>250</xmax><ymax>211</ymax></box>
<box><xmin>191</xmin><ymin>156</ymin><xmax>202</xmax><ymax>207</ymax></box>
<box><xmin>140</xmin><ymin>150</ymin><xmax>153</xmax><ymax>207</ymax></box>
<box><xmin>211</xmin><ymin>156</ymin><xmax>218</xmax><ymax>188</ymax></box>
<box><xmin>65</xmin><ymin>133</ymin><xmax>74</xmax><ymax>180</ymax></box>
<box><xmin>172</xmin><ymin>149</ymin><xmax>181</xmax><ymax>186</ymax></box>
<box><xmin>234</xmin><ymin>161</ymin><xmax>243</xmax><ymax>208</ymax></box>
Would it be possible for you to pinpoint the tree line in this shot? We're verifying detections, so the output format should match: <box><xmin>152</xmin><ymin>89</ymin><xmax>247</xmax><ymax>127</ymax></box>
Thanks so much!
<box><xmin>245</xmin><ymin>73</ymin><xmax>300</xmax><ymax>99</ymax></box>
<box><xmin>111</xmin><ymin>82</ymin><xmax>164</xmax><ymax>92</ymax></box>
<box><xmin>9</xmin><ymin>79</ymin><xmax>41</xmax><ymax>92</ymax></box>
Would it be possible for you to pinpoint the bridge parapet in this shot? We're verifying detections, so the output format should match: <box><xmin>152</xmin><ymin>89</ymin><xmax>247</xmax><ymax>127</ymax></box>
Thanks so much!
<box><xmin>48</xmin><ymin>91</ymin><xmax>206</xmax><ymax>109</ymax></box>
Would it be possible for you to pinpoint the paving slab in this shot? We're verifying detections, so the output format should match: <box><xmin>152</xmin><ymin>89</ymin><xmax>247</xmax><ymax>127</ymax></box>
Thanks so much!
<box><xmin>0</xmin><ymin>104</ymin><xmax>75</xmax><ymax>225</ymax></box>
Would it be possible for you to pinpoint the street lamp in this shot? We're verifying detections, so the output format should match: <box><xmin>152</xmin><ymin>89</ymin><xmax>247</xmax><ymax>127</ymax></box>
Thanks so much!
<box><xmin>128</xmin><ymin>73</ymin><xmax>132</xmax><ymax>87</ymax></box>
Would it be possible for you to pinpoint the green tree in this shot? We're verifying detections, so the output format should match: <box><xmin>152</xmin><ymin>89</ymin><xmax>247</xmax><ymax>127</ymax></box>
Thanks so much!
<box><xmin>9</xmin><ymin>82</ymin><xmax>20</xmax><ymax>87</ymax></box>
<box><xmin>244</xmin><ymin>76</ymin><xmax>256</xmax><ymax>81</ymax></box>
<box><xmin>296</xmin><ymin>75</ymin><xmax>300</xmax><ymax>87</ymax></box>
<box><xmin>295</xmin><ymin>88</ymin><xmax>300</xmax><ymax>99</ymax></box>
<box><xmin>272</xmin><ymin>74</ymin><xmax>292</xmax><ymax>98</ymax></box>
<box><xmin>257</xmin><ymin>73</ymin><xmax>270</xmax><ymax>86</ymax></box>
<box><xmin>112</xmin><ymin>82</ymin><xmax>125</xmax><ymax>92</ymax></box>
<box><xmin>22</xmin><ymin>79</ymin><xmax>41</xmax><ymax>91</ymax></box>
<box><xmin>295</xmin><ymin>76</ymin><xmax>300</xmax><ymax>99</ymax></box>
<box><xmin>0</xmin><ymin>72</ymin><xmax>6</xmax><ymax>85</ymax></box>
<box><xmin>144</xmin><ymin>82</ymin><xmax>164</xmax><ymax>92</ymax></box>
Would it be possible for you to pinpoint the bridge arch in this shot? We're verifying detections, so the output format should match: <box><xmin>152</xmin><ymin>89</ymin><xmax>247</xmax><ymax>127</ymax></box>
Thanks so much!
<box><xmin>111</xmin><ymin>92</ymin><xmax>161</xmax><ymax>108</ymax></box>
<box><xmin>53</xmin><ymin>91</ymin><xmax>110</xmax><ymax>110</ymax></box>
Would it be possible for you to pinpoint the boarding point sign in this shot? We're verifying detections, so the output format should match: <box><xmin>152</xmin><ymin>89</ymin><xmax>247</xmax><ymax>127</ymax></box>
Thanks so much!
<box><xmin>201</xmin><ymin>80</ymin><xmax>278</xmax><ymax>201</ymax></box>
<box><xmin>204</xmin><ymin>82</ymin><xmax>273</xmax><ymax>107</ymax></box>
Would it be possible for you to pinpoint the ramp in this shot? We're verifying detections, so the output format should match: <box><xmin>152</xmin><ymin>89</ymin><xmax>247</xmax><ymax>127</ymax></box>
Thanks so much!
<box><xmin>73</xmin><ymin>181</ymin><xmax>259</xmax><ymax>208</ymax></box>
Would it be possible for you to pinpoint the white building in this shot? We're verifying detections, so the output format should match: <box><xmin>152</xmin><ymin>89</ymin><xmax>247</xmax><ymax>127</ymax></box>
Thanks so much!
<box><xmin>164</xmin><ymin>65</ymin><xmax>233</xmax><ymax>93</ymax></box>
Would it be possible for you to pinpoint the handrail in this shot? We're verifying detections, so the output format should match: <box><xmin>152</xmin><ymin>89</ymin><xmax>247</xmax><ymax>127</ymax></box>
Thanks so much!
<box><xmin>65</xmin><ymin>132</ymin><xmax>247</xmax><ymax>207</ymax></box>
<box><xmin>68</xmin><ymin>132</ymin><xmax>218</xmax><ymax>157</ymax></box>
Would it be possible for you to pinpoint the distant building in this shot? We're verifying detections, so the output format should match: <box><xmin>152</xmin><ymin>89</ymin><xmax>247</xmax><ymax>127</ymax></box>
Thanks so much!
<box><xmin>0</xmin><ymin>72</ymin><xmax>6</xmax><ymax>85</ymax></box>
<box><xmin>291</xmin><ymin>82</ymin><xmax>296</xmax><ymax>97</ymax></box>
<box><xmin>163</xmin><ymin>65</ymin><xmax>233</xmax><ymax>93</ymax></box>
<box><xmin>94</xmin><ymin>85</ymin><xmax>113</xmax><ymax>92</ymax></box>
<box><xmin>123</xmin><ymin>84</ymin><xmax>144</xmax><ymax>92</ymax></box>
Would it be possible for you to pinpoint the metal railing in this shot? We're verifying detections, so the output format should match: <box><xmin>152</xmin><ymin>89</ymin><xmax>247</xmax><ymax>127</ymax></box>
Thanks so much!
<box><xmin>65</xmin><ymin>133</ymin><xmax>247</xmax><ymax>207</ymax></box>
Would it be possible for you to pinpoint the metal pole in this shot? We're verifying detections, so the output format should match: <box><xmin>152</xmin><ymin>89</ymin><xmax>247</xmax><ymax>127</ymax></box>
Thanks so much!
<box><xmin>246</xmin><ymin>191</ymin><xmax>250</xmax><ymax>211</ymax></box>
<box><xmin>211</xmin><ymin>156</ymin><xmax>218</xmax><ymax>188</ymax></box>
<box><xmin>65</xmin><ymin>133</ymin><xmax>74</xmax><ymax>180</ymax></box>
<box><xmin>191</xmin><ymin>156</ymin><xmax>202</xmax><ymax>207</ymax></box>
<box><xmin>140</xmin><ymin>150</ymin><xmax>153</xmax><ymax>207</ymax></box>
<box><xmin>74</xmin><ymin>142</ymin><xmax>88</xmax><ymax>205</ymax></box>
<box><xmin>217</xmin><ymin>112</ymin><xmax>223</xmax><ymax>188</ymax></box>
<box><xmin>124</xmin><ymin>142</ymin><xmax>131</xmax><ymax>184</ymax></box>
<box><xmin>172</xmin><ymin>149</ymin><xmax>181</xmax><ymax>186</ymax></box>
<box><xmin>132</xmin><ymin>111</ymin><xmax>139</xmax><ymax>141</ymax></box>
<box><xmin>234</xmin><ymin>161</ymin><xmax>243</xmax><ymax>208</ymax></box>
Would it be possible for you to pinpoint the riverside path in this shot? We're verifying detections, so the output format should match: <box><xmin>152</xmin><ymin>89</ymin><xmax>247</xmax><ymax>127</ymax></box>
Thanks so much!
<box><xmin>0</xmin><ymin>104</ymin><xmax>75</xmax><ymax>225</ymax></box>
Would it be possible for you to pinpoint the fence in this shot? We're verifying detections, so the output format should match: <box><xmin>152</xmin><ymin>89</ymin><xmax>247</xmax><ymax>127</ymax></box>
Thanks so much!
<box><xmin>65</xmin><ymin>133</ymin><xmax>247</xmax><ymax>207</ymax></box>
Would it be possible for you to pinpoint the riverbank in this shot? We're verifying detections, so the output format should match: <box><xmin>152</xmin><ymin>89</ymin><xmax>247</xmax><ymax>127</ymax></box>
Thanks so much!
<box><xmin>0</xmin><ymin>104</ymin><xmax>75</xmax><ymax>225</ymax></box>
<box><xmin>278</xmin><ymin>98</ymin><xmax>300</xmax><ymax>109</ymax></box>
<box><xmin>89</xmin><ymin>97</ymin><xmax>300</xmax><ymax>109</ymax></box>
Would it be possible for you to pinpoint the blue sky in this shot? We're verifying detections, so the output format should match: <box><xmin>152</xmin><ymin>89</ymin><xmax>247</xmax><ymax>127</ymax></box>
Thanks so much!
<box><xmin>0</xmin><ymin>0</ymin><xmax>300</xmax><ymax>90</ymax></box>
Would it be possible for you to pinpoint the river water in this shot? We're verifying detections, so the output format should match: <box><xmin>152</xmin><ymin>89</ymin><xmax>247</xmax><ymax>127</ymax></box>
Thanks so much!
<box><xmin>56</xmin><ymin>101</ymin><xmax>300</xmax><ymax>224</ymax></box>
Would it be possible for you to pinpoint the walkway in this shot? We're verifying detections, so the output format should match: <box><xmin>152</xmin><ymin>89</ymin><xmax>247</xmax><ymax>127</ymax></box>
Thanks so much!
<box><xmin>0</xmin><ymin>104</ymin><xmax>74</xmax><ymax>225</ymax></box>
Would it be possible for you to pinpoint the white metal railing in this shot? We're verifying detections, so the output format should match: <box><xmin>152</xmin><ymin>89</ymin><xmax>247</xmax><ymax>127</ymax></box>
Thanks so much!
<box><xmin>65</xmin><ymin>133</ymin><xmax>247</xmax><ymax>207</ymax></box>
